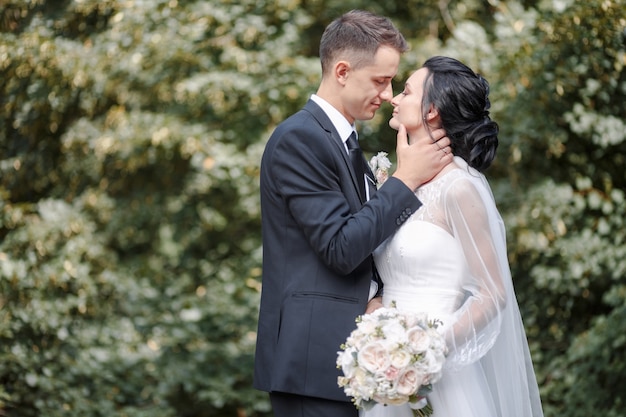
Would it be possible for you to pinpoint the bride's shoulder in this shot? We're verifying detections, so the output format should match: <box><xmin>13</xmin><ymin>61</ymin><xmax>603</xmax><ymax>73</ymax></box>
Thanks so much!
<box><xmin>419</xmin><ymin>161</ymin><xmax>486</xmax><ymax>204</ymax></box>
<box><xmin>436</xmin><ymin>162</ymin><xmax>471</xmax><ymax>185</ymax></box>
<box><xmin>441</xmin><ymin>168</ymin><xmax>484</xmax><ymax>201</ymax></box>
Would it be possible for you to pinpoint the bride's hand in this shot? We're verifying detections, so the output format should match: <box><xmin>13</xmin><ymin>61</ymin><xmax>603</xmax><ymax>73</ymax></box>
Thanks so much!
<box><xmin>365</xmin><ymin>296</ymin><xmax>383</xmax><ymax>314</ymax></box>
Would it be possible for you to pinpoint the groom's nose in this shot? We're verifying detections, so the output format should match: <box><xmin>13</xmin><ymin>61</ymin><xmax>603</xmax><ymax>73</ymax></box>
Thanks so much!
<box><xmin>380</xmin><ymin>83</ymin><xmax>393</xmax><ymax>102</ymax></box>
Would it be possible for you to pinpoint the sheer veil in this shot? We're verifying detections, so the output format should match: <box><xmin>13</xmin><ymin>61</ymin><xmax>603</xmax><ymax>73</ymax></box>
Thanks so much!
<box><xmin>443</xmin><ymin>157</ymin><xmax>543</xmax><ymax>417</ymax></box>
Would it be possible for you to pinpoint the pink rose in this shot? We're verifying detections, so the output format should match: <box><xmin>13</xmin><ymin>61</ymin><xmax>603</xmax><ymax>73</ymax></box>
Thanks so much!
<box><xmin>384</xmin><ymin>365</ymin><xmax>400</xmax><ymax>381</ymax></box>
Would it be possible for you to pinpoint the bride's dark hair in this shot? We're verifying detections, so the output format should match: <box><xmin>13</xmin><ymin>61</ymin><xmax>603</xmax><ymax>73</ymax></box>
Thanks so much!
<box><xmin>421</xmin><ymin>56</ymin><xmax>499</xmax><ymax>172</ymax></box>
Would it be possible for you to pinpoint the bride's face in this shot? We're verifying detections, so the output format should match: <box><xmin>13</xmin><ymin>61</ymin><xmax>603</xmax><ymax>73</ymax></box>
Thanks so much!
<box><xmin>389</xmin><ymin>68</ymin><xmax>434</xmax><ymax>135</ymax></box>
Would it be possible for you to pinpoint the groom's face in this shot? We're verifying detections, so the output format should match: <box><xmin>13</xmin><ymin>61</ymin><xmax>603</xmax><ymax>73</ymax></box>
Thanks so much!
<box><xmin>338</xmin><ymin>45</ymin><xmax>400</xmax><ymax>124</ymax></box>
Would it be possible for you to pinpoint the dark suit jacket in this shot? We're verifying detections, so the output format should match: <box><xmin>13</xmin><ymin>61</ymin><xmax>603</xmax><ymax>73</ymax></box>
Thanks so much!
<box><xmin>254</xmin><ymin>99</ymin><xmax>421</xmax><ymax>401</ymax></box>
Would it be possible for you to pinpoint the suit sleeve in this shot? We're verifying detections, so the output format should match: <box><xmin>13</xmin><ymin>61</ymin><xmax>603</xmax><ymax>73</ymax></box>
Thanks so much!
<box><xmin>268</xmin><ymin>126</ymin><xmax>421</xmax><ymax>275</ymax></box>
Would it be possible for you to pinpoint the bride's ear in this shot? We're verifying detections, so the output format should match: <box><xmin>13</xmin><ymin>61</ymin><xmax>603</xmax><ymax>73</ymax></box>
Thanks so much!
<box><xmin>425</xmin><ymin>105</ymin><xmax>439</xmax><ymax>122</ymax></box>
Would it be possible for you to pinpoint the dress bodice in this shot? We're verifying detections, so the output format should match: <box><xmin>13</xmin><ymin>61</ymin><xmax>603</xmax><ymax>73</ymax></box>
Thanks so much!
<box><xmin>373</xmin><ymin>169</ymin><xmax>470</xmax><ymax>320</ymax></box>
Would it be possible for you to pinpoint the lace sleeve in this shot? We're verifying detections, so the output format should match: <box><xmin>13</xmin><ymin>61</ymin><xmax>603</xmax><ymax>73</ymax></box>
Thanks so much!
<box><xmin>441</xmin><ymin>173</ymin><xmax>508</xmax><ymax>370</ymax></box>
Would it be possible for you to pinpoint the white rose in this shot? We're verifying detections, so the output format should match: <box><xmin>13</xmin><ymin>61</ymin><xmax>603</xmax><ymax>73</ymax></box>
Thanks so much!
<box><xmin>415</xmin><ymin>350</ymin><xmax>445</xmax><ymax>384</ymax></box>
<box><xmin>428</xmin><ymin>369</ymin><xmax>444</xmax><ymax>385</ymax></box>
<box><xmin>389</xmin><ymin>347</ymin><xmax>412</xmax><ymax>369</ymax></box>
<box><xmin>400</xmin><ymin>311</ymin><xmax>420</xmax><ymax>328</ymax></box>
<box><xmin>346</xmin><ymin>331</ymin><xmax>367</xmax><ymax>349</ymax></box>
<box><xmin>371</xmin><ymin>307</ymin><xmax>392</xmax><ymax>319</ymax></box>
<box><xmin>357</xmin><ymin>315</ymin><xmax>378</xmax><ymax>334</ymax></box>
<box><xmin>396</xmin><ymin>366</ymin><xmax>425</xmax><ymax>396</ymax></box>
<box><xmin>358</xmin><ymin>341</ymin><xmax>390</xmax><ymax>374</ymax></box>
<box><xmin>427</xmin><ymin>350</ymin><xmax>447</xmax><ymax>379</ymax></box>
<box><xmin>337</xmin><ymin>347</ymin><xmax>357</xmax><ymax>376</ymax></box>
<box><xmin>428</xmin><ymin>327</ymin><xmax>447</xmax><ymax>350</ymax></box>
<box><xmin>352</xmin><ymin>367</ymin><xmax>374</xmax><ymax>395</ymax></box>
<box><xmin>407</xmin><ymin>326</ymin><xmax>430</xmax><ymax>353</ymax></box>
<box><xmin>381</xmin><ymin>320</ymin><xmax>409</xmax><ymax>345</ymax></box>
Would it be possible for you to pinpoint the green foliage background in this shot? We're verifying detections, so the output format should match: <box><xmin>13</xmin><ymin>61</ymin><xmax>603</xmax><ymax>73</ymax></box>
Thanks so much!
<box><xmin>0</xmin><ymin>0</ymin><xmax>624</xmax><ymax>416</ymax></box>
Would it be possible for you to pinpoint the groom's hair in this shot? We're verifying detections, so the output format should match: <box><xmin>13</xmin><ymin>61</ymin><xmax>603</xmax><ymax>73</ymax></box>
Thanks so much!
<box><xmin>319</xmin><ymin>10</ymin><xmax>408</xmax><ymax>75</ymax></box>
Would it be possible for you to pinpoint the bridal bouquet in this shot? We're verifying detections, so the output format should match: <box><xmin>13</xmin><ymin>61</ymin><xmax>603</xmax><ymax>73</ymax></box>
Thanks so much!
<box><xmin>337</xmin><ymin>306</ymin><xmax>447</xmax><ymax>417</ymax></box>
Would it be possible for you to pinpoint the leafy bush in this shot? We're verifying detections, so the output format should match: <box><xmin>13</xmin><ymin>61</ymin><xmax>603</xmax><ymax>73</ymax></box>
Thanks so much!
<box><xmin>1</xmin><ymin>0</ymin><xmax>624</xmax><ymax>416</ymax></box>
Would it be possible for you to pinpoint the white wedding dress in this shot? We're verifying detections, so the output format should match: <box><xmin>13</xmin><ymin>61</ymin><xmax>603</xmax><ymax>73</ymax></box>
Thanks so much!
<box><xmin>362</xmin><ymin>157</ymin><xmax>543</xmax><ymax>417</ymax></box>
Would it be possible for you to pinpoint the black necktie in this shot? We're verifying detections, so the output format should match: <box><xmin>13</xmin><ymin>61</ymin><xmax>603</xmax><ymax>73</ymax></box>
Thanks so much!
<box><xmin>346</xmin><ymin>132</ymin><xmax>366</xmax><ymax>201</ymax></box>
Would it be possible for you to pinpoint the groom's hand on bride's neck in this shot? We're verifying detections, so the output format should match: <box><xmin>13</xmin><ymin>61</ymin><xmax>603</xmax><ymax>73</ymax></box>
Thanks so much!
<box><xmin>393</xmin><ymin>125</ymin><xmax>453</xmax><ymax>191</ymax></box>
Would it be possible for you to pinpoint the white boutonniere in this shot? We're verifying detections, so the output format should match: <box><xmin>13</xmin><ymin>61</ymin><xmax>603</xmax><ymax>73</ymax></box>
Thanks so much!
<box><xmin>369</xmin><ymin>152</ymin><xmax>392</xmax><ymax>188</ymax></box>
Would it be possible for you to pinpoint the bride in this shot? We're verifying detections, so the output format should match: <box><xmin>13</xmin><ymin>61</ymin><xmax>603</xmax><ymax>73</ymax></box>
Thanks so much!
<box><xmin>362</xmin><ymin>56</ymin><xmax>544</xmax><ymax>417</ymax></box>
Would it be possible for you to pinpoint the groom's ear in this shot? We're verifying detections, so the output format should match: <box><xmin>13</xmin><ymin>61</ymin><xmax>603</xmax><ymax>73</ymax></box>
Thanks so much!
<box><xmin>335</xmin><ymin>61</ymin><xmax>350</xmax><ymax>85</ymax></box>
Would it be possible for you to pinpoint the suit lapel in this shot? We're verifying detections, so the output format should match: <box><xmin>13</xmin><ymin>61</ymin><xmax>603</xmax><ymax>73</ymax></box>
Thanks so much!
<box><xmin>303</xmin><ymin>100</ymin><xmax>366</xmax><ymax>204</ymax></box>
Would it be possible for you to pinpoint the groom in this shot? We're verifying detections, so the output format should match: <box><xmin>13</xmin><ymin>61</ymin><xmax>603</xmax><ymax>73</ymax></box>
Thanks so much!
<box><xmin>254</xmin><ymin>10</ymin><xmax>452</xmax><ymax>417</ymax></box>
